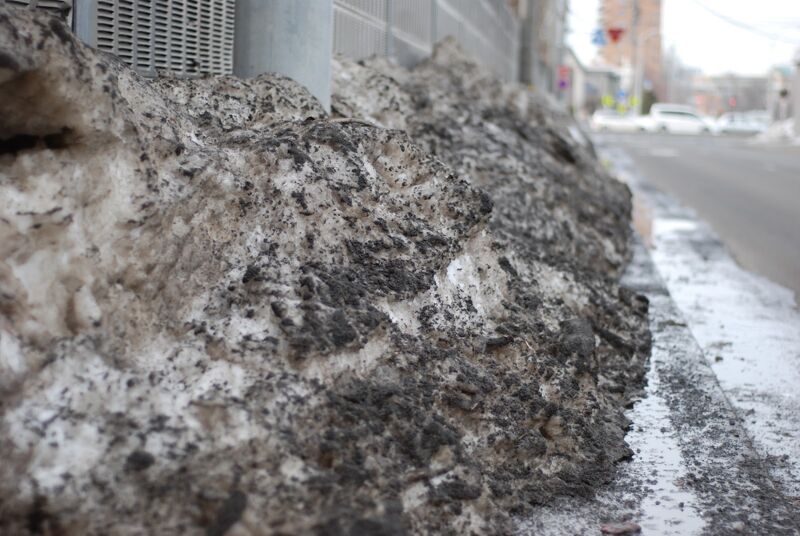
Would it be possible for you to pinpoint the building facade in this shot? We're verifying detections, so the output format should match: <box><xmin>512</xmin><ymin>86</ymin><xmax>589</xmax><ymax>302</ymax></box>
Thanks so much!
<box><xmin>598</xmin><ymin>0</ymin><xmax>664</xmax><ymax>101</ymax></box>
<box><xmin>514</xmin><ymin>0</ymin><xmax>569</xmax><ymax>95</ymax></box>
<box><xmin>563</xmin><ymin>46</ymin><xmax>622</xmax><ymax>117</ymax></box>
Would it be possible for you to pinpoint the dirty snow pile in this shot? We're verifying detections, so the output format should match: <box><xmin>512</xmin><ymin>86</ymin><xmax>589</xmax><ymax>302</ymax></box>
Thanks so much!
<box><xmin>0</xmin><ymin>7</ymin><xmax>649</xmax><ymax>535</ymax></box>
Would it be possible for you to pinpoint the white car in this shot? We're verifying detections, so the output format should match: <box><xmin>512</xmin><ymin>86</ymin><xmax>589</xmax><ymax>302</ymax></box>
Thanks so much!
<box><xmin>716</xmin><ymin>112</ymin><xmax>768</xmax><ymax>135</ymax></box>
<box><xmin>638</xmin><ymin>104</ymin><xmax>712</xmax><ymax>135</ymax></box>
<box><xmin>589</xmin><ymin>109</ymin><xmax>640</xmax><ymax>133</ymax></box>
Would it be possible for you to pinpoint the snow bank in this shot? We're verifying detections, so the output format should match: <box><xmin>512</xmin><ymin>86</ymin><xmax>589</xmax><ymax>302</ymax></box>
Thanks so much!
<box><xmin>0</xmin><ymin>8</ymin><xmax>649</xmax><ymax>535</ymax></box>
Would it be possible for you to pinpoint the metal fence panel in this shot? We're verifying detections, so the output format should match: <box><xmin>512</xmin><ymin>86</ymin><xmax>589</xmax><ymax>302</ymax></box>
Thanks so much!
<box><xmin>11</xmin><ymin>0</ymin><xmax>518</xmax><ymax>81</ymax></box>
<box><xmin>333</xmin><ymin>0</ymin><xmax>388</xmax><ymax>60</ymax></box>
<box><xmin>9</xmin><ymin>0</ymin><xmax>235</xmax><ymax>76</ymax></box>
<box><xmin>95</xmin><ymin>0</ymin><xmax>234</xmax><ymax>76</ymax></box>
<box><xmin>333</xmin><ymin>0</ymin><xmax>519</xmax><ymax>81</ymax></box>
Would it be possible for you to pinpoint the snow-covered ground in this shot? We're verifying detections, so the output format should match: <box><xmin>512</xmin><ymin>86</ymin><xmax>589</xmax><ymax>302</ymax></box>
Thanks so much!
<box><xmin>753</xmin><ymin>119</ymin><xmax>800</xmax><ymax>146</ymax></box>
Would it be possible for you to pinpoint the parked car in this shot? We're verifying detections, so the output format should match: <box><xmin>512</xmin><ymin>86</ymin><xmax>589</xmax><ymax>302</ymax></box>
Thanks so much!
<box><xmin>589</xmin><ymin>109</ymin><xmax>640</xmax><ymax>133</ymax></box>
<box><xmin>700</xmin><ymin>115</ymin><xmax>722</xmax><ymax>135</ymax></box>
<box><xmin>716</xmin><ymin>112</ymin><xmax>769</xmax><ymax>135</ymax></box>
<box><xmin>745</xmin><ymin>110</ymin><xmax>771</xmax><ymax>130</ymax></box>
<box><xmin>637</xmin><ymin>104</ymin><xmax>711</xmax><ymax>134</ymax></box>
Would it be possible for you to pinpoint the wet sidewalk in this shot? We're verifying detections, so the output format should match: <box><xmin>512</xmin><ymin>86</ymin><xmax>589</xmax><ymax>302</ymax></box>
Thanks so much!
<box><xmin>517</xmin><ymin>145</ymin><xmax>800</xmax><ymax>535</ymax></box>
<box><xmin>608</xmin><ymin>144</ymin><xmax>800</xmax><ymax>499</ymax></box>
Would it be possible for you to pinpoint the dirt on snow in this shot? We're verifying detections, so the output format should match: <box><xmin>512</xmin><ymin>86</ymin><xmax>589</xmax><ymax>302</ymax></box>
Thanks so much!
<box><xmin>0</xmin><ymin>7</ymin><xmax>649</xmax><ymax>535</ymax></box>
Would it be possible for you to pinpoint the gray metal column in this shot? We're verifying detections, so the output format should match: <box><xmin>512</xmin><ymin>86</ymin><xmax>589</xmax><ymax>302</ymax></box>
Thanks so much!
<box><xmin>384</xmin><ymin>0</ymin><xmax>393</xmax><ymax>57</ymax></box>
<box><xmin>234</xmin><ymin>0</ymin><xmax>333</xmax><ymax>112</ymax></box>
<box><xmin>72</xmin><ymin>0</ymin><xmax>97</xmax><ymax>46</ymax></box>
<box><xmin>794</xmin><ymin>49</ymin><xmax>800</xmax><ymax>138</ymax></box>
<box><xmin>430</xmin><ymin>0</ymin><xmax>437</xmax><ymax>46</ymax></box>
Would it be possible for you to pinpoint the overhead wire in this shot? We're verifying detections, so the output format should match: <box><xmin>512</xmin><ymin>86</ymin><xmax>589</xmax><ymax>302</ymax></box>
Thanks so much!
<box><xmin>690</xmin><ymin>0</ymin><xmax>800</xmax><ymax>45</ymax></box>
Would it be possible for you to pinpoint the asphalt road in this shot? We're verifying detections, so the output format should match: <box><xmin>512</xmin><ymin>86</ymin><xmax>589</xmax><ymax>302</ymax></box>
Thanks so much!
<box><xmin>594</xmin><ymin>132</ymin><xmax>800</xmax><ymax>298</ymax></box>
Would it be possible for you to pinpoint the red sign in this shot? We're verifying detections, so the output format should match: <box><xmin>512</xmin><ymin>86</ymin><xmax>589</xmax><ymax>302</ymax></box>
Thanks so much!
<box><xmin>607</xmin><ymin>27</ymin><xmax>625</xmax><ymax>43</ymax></box>
<box><xmin>558</xmin><ymin>66</ymin><xmax>570</xmax><ymax>90</ymax></box>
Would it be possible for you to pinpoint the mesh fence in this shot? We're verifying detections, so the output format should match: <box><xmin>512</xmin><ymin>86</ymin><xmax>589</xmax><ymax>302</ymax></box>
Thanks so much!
<box><xmin>7</xmin><ymin>0</ymin><xmax>519</xmax><ymax>81</ymax></box>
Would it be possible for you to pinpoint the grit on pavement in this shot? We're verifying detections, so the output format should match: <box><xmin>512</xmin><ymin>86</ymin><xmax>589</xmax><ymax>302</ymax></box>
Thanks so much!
<box><xmin>600</xmin><ymin>137</ymin><xmax>800</xmax><ymax>496</ymax></box>
<box><xmin>593</xmin><ymin>132</ymin><xmax>800</xmax><ymax>298</ymax></box>
<box><xmin>519</xmin><ymin>134</ymin><xmax>800</xmax><ymax>535</ymax></box>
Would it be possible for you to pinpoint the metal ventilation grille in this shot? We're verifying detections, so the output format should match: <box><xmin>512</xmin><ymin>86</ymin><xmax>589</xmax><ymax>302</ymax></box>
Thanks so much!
<box><xmin>4</xmin><ymin>0</ymin><xmax>73</xmax><ymax>26</ymax></box>
<box><xmin>333</xmin><ymin>0</ymin><xmax>388</xmax><ymax>60</ymax></box>
<box><xmin>95</xmin><ymin>0</ymin><xmax>235</xmax><ymax>77</ymax></box>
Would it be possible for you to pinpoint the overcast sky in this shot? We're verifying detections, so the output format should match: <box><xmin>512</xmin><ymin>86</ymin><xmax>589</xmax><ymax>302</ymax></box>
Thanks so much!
<box><xmin>568</xmin><ymin>0</ymin><xmax>800</xmax><ymax>75</ymax></box>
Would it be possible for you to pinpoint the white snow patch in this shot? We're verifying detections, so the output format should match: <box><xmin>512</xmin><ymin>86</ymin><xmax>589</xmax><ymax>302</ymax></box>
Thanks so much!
<box><xmin>650</xmin><ymin>216</ymin><xmax>800</xmax><ymax>495</ymax></box>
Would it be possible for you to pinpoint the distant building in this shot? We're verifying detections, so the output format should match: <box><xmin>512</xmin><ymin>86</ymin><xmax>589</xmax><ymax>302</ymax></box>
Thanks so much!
<box><xmin>686</xmin><ymin>74</ymin><xmax>722</xmax><ymax>115</ymax></box>
<box><xmin>515</xmin><ymin>0</ymin><xmax>569</xmax><ymax>95</ymax></box>
<box><xmin>563</xmin><ymin>48</ymin><xmax>621</xmax><ymax>116</ymax></box>
<box><xmin>710</xmin><ymin>75</ymin><xmax>768</xmax><ymax>113</ymax></box>
<box><xmin>688</xmin><ymin>74</ymin><xmax>768</xmax><ymax>115</ymax></box>
<box><xmin>598</xmin><ymin>0</ymin><xmax>664</xmax><ymax>100</ymax></box>
<box><xmin>584</xmin><ymin>67</ymin><xmax>622</xmax><ymax>112</ymax></box>
<box><xmin>563</xmin><ymin>48</ymin><xmax>587</xmax><ymax>115</ymax></box>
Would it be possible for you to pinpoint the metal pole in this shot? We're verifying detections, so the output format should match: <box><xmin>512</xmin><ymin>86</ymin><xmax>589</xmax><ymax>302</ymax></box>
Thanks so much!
<box><xmin>385</xmin><ymin>0</ymin><xmax>394</xmax><ymax>57</ymax></box>
<box><xmin>794</xmin><ymin>50</ymin><xmax>800</xmax><ymax>138</ymax></box>
<box><xmin>636</xmin><ymin>29</ymin><xmax>660</xmax><ymax>114</ymax></box>
<box><xmin>73</xmin><ymin>0</ymin><xmax>97</xmax><ymax>46</ymax></box>
<box><xmin>233</xmin><ymin>0</ymin><xmax>333</xmax><ymax>112</ymax></box>
<box><xmin>631</xmin><ymin>0</ymin><xmax>640</xmax><ymax>114</ymax></box>
<box><xmin>430</xmin><ymin>0</ymin><xmax>437</xmax><ymax>46</ymax></box>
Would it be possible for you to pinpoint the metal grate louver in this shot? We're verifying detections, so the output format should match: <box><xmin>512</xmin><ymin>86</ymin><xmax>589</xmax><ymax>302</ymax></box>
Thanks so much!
<box><xmin>94</xmin><ymin>0</ymin><xmax>234</xmax><ymax>77</ymax></box>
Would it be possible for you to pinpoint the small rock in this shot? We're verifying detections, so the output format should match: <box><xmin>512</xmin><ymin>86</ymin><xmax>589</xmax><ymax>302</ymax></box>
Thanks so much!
<box><xmin>124</xmin><ymin>450</ymin><xmax>155</xmax><ymax>472</ymax></box>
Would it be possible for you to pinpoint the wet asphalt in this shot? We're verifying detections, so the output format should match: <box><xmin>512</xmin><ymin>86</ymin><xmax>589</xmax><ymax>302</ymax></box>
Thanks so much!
<box><xmin>520</xmin><ymin>237</ymin><xmax>800</xmax><ymax>535</ymax></box>
<box><xmin>593</xmin><ymin>132</ymin><xmax>800</xmax><ymax>299</ymax></box>
<box><xmin>518</xmin><ymin>139</ymin><xmax>800</xmax><ymax>535</ymax></box>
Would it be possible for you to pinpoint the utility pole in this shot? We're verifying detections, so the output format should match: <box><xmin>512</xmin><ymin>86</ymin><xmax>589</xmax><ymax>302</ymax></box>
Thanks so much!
<box><xmin>635</xmin><ymin>29</ymin><xmax>659</xmax><ymax>114</ymax></box>
<box><xmin>794</xmin><ymin>48</ymin><xmax>800</xmax><ymax>138</ymax></box>
<box><xmin>631</xmin><ymin>0</ymin><xmax>641</xmax><ymax>114</ymax></box>
<box><xmin>233</xmin><ymin>0</ymin><xmax>333</xmax><ymax>112</ymax></box>
<box><xmin>519</xmin><ymin>0</ymin><xmax>536</xmax><ymax>86</ymax></box>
